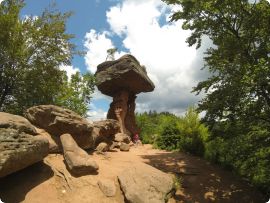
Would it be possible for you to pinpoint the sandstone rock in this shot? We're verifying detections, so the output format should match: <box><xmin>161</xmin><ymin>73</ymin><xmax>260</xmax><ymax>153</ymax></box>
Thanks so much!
<box><xmin>114</xmin><ymin>133</ymin><xmax>130</xmax><ymax>143</ymax></box>
<box><xmin>0</xmin><ymin>112</ymin><xmax>37</xmax><ymax>135</ymax></box>
<box><xmin>0</xmin><ymin>128</ymin><xmax>49</xmax><ymax>178</ymax></box>
<box><xmin>36</xmin><ymin>128</ymin><xmax>60</xmax><ymax>153</ymax></box>
<box><xmin>60</xmin><ymin>133</ymin><xmax>98</xmax><ymax>175</ymax></box>
<box><xmin>118</xmin><ymin>163</ymin><xmax>174</xmax><ymax>203</ymax></box>
<box><xmin>95</xmin><ymin>54</ymin><xmax>154</xmax><ymax>97</ymax></box>
<box><xmin>109</xmin><ymin>141</ymin><xmax>119</xmax><ymax>150</ymax></box>
<box><xmin>91</xmin><ymin>119</ymin><xmax>120</xmax><ymax>147</ymax></box>
<box><xmin>92</xmin><ymin>119</ymin><xmax>120</xmax><ymax>137</ymax></box>
<box><xmin>98</xmin><ymin>179</ymin><xmax>116</xmax><ymax>197</ymax></box>
<box><xmin>25</xmin><ymin>105</ymin><xmax>94</xmax><ymax>149</ymax></box>
<box><xmin>95</xmin><ymin>54</ymin><xmax>154</xmax><ymax>137</ymax></box>
<box><xmin>95</xmin><ymin>142</ymin><xmax>109</xmax><ymax>153</ymax></box>
<box><xmin>120</xmin><ymin>143</ymin><xmax>130</xmax><ymax>151</ymax></box>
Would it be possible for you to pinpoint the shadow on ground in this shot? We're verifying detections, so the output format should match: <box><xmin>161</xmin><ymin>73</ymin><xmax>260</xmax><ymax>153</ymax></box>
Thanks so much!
<box><xmin>140</xmin><ymin>151</ymin><xmax>267</xmax><ymax>203</ymax></box>
<box><xmin>0</xmin><ymin>161</ymin><xmax>53</xmax><ymax>203</ymax></box>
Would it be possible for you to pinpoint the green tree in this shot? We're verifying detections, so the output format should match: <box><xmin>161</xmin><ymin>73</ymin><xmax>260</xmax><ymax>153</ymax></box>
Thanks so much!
<box><xmin>163</xmin><ymin>0</ymin><xmax>270</xmax><ymax>127</ymax></box>
<box><xmin>55</xmin><ymin>72</ymin><xmax>95</xmax><ymax>116</ymax></box>
<box><xmin>0</xmin><ymin>0</ymin><xmax>94</xmax><ymax>116</ymax></box>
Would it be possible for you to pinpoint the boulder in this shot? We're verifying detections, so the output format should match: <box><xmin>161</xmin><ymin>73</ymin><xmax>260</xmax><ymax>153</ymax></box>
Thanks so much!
<box><xmin>0</xmin><ymin>112</ymin><xmax>37</xmax><ymax>135</ymax></box>
<box><xmin>25</xmin><ymin>105</ymin><xmax>94</xmax><ymax>149</ymax></box>
<box><xmin>95</xmin><ymin>142</ymin><xmax>109</xmax><ymax>153</ymax></box>
<box><xmin>114</xmin><ymin>133</ymin><xmax>130</xmax><ymax>143</ymax></box>
<box><xmin>119</xmin><ymin>143</ymin><xmax>130</xmax><ymax>152</ymax></box>
<box><xmin>36</xmin><ymin>128</ymin><xmax>60</xmax><ymax>153</ymax></box>
<box><xmin>92</xmin><ymin>119</ymin><xmax>120</xmax><ymax>137</ymax></box>
<box><xmin>109</xmin><ymin>141</ymin><xmax>119</xmax><ymax>150</ymax></box>
<box><xmin>95</xmin><ymin>54</ymin><xmax>155</xmax><ymax>97</ymax></box>
<box><xmin>118</xmin><ymin>163</ymin><xmax>174</xmax><ymax>203</ymax></box>
<box><xmin>98</xmin><ymin>179</ymin><xmax>116</xmax><ymax>197</ymax></box>
<box><xmin>0</xmin><ymin>128</ymin><xmax>49</xmax><ymax>178</ymax></box>
<box><xmin>92</xmin><ymin>119</ymin><xmax>120</xmax><ymax>146</ymax></box>
<box><xmin>60</xmin><ymin>133</ymin><xmax>98</xmax><ymax>175</ymax></box>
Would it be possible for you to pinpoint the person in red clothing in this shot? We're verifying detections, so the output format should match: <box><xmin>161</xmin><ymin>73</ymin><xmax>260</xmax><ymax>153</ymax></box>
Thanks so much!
<box><xmin>133</xmin><ymin>133</ymin><xmax>142</xmax><ymax>146</ymax></box>
<box><xmin>133</xmin><ymin>133</ymin><xmax>139</xmax><ymax>143</ymax></box>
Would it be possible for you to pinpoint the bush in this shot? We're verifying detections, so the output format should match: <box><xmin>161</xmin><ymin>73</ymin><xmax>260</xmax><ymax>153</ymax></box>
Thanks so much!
<box><xmin>177</xmin><ymin>107</ymin><xmax>209</xmax><ymax>156</ymax></box>
<box><xmin>150</xmin><ymin>107</ymin><xmax>210</xmax><ymax>156</ymax></box>
<box><xmin>204</xmin><ymin>125</ymin><xmax>270</xmax><ymax>195</ymax></box>
<box><xmin>155</xmin><ymin>121</ymin><xmax>181</xmax><ymax>150</ymax></box>
<box><xmin>136</xmin><ymin>111</ymin><xmax>179</xmax><ymax>144</ymax></box>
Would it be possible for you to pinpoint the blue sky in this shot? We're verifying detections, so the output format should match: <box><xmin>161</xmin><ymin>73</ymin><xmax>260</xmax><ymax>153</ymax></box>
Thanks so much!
<box><xmin>18</xmin><ymin>0</ymin><xmax>209</xmax><ymax>120</ymax></box>
<box><xmin>21</xmin><ymin>0</ymin><xmax>119</xmax><ymax>73</ymax></box>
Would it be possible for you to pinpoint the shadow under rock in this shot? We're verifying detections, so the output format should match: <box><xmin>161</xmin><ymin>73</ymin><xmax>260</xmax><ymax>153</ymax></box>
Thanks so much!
<box><xmin>0</xmin><ymin>161</ymin><xmax>54</xmax><ymax>203</ymax></box>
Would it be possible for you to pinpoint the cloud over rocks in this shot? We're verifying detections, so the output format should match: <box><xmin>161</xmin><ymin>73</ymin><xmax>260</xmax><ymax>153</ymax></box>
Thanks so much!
<box><xmin>84</xmin><ymin>0</ymin><xmax>209</xmax><ymax>117</ymax></box>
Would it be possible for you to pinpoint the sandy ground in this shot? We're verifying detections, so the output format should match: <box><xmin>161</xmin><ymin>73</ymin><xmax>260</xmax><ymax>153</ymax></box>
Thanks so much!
<box><xmin>0</xmin><ymin>144</ymin><xmax>267</xmax><ymax>203</ymax></box>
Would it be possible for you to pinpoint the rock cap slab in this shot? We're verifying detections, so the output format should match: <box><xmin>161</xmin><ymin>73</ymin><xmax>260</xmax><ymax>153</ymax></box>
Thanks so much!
<box><xmin>95</xmin><ymin>54</ymin><xmax>155</xmax><ymax>97</ymax></box>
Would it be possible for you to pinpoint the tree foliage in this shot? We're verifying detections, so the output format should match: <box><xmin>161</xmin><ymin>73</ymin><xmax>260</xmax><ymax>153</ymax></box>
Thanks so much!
<box><xmin>0</xmin><ymin>0</ymin><xmax>95</xmax><ymax>116</ymax></box>
<box><xmin>164</xmin><ymin>0</ymin><xmax>270</xmax><ymax>127</ymax></box>
<box><xmin>163</xmin><ymin>0</ymin><xmax>270</xmax><ymax>195</ymax></box>
<box><xmin>136</xmin><ymin>107</ymin><xmax>209</xmax><ymax>155</ymax></box>
<box><xmin>55</xmin><ymin>72</ymin><xmax>95</xmax><ymax>116</ymax></box>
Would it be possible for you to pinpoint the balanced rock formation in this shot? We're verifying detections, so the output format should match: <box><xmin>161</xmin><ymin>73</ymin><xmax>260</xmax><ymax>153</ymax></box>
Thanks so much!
<box><xmin>118</xmin><ymin>163</ymin><xmax>174</xmax><ymax>203</ymax></box>
<box><xmin>95</xmin><ymin>54</ymin><xmax>155</xmax><ymax>138</ymax></box>
<box><xmin>60</xmin><ymin>133</ymin><xmax>98</xmax><ymax>175</ymax></box>
<box><xmin>25</xmin><ymin>105</ymin><xmax>94</xmax><ymax>149</ymax></box>
<box><xmin>0</xmin><ymin>112</ymin><xmax>49</xmax><ymax>178</ymax></box>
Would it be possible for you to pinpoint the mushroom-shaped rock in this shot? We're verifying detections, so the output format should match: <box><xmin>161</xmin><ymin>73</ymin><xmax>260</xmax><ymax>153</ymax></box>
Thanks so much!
<box><xmin>95</xmin><ymin>55</ymin><xmax>155</xmax><ymax>137</ymax></box>
<box><xmin>95</xmin><ymin>54</ymin><xmax>155</xmax><ymax>97</ymax></box>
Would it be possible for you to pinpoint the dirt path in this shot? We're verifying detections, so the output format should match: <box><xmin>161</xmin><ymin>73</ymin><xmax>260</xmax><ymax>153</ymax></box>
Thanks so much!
<box><xmin>0</xmin><ymin>145</ymin><xmax>267</xmax><ymax>203</ymax></box>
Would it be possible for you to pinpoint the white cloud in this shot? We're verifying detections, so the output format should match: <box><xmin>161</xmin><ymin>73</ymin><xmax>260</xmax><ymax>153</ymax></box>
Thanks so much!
<box><xmin>84</xmin><ymin>29</ymin><xmax>126</xmax><ymax>73</ymax></box>
<box><xmin>59</xmin><ymin>65</ymin><xmax>80</xmax><ymax>80</ymax></box>
<box><xmin>87</xmin><ymin>102</ymin><xmax>108</xmax><ymax>121</ymax></box>
<box><xmin>85</xmin><ymin>0</ymin><xmax>209</xmax><ymax>116</ymax></box>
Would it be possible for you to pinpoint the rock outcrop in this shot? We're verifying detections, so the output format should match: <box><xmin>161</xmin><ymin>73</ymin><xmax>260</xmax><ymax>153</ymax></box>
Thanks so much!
<box><xmin>114</xmin><ymin>133</ymin><xmax>130</xmax><ymax>143</ymax></box>
<box><xmin>26</xmin><ymin>105</ymin><xmax>122</xmax><ymax>151</ymax></box>
<box><xmin>118</xmin><ymin>163</ymin><xmax>174</xmax><ymax>203</ymax></box>
<box><xmin>92</xmin><ymin>119</ymin><xmax>120</xmax><ymax>147</ymax></box>
<box><xmin>60</xmin><ymin>133</ymin><xmax>99</xmax><ymax>175</ymax></box>
<box><xmin>0</xmin><ymin>112</ymin><xmax>37</xmax><ymax>135</ymax></box>
<box><xmin>36</xmin><ymin>128</ymin><xmax>60</xmax><ymax>153</ymax></box>
<box><xmin>25</xmin><ymin>105</ymin><xmax>94</xmax><ymax>149</ymax></box>
<box><xmin>95</xmin><ymin>54</ymin><xmax>155</xmax><ymax>137</ymax></box>
<box><xmin>0</xmin><ymin>112</ymin><xmax>49</xmax><ymax>178</ymax></box>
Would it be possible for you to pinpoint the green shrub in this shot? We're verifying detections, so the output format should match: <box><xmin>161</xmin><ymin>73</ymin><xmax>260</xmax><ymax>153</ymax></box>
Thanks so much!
<box><xmin>155</xmin><ymin>121</ymin><xmax>181</xmax><ymax>150</ymax></box>
<box><xmin>177</xmin><ymin>107</ymin><xmax>209</xmax><ymax>156</ymax></box>
<box><xmin>204</xmin><ymin>126</ymin><xmax>270</xmax><ymax>195</ymax></box>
